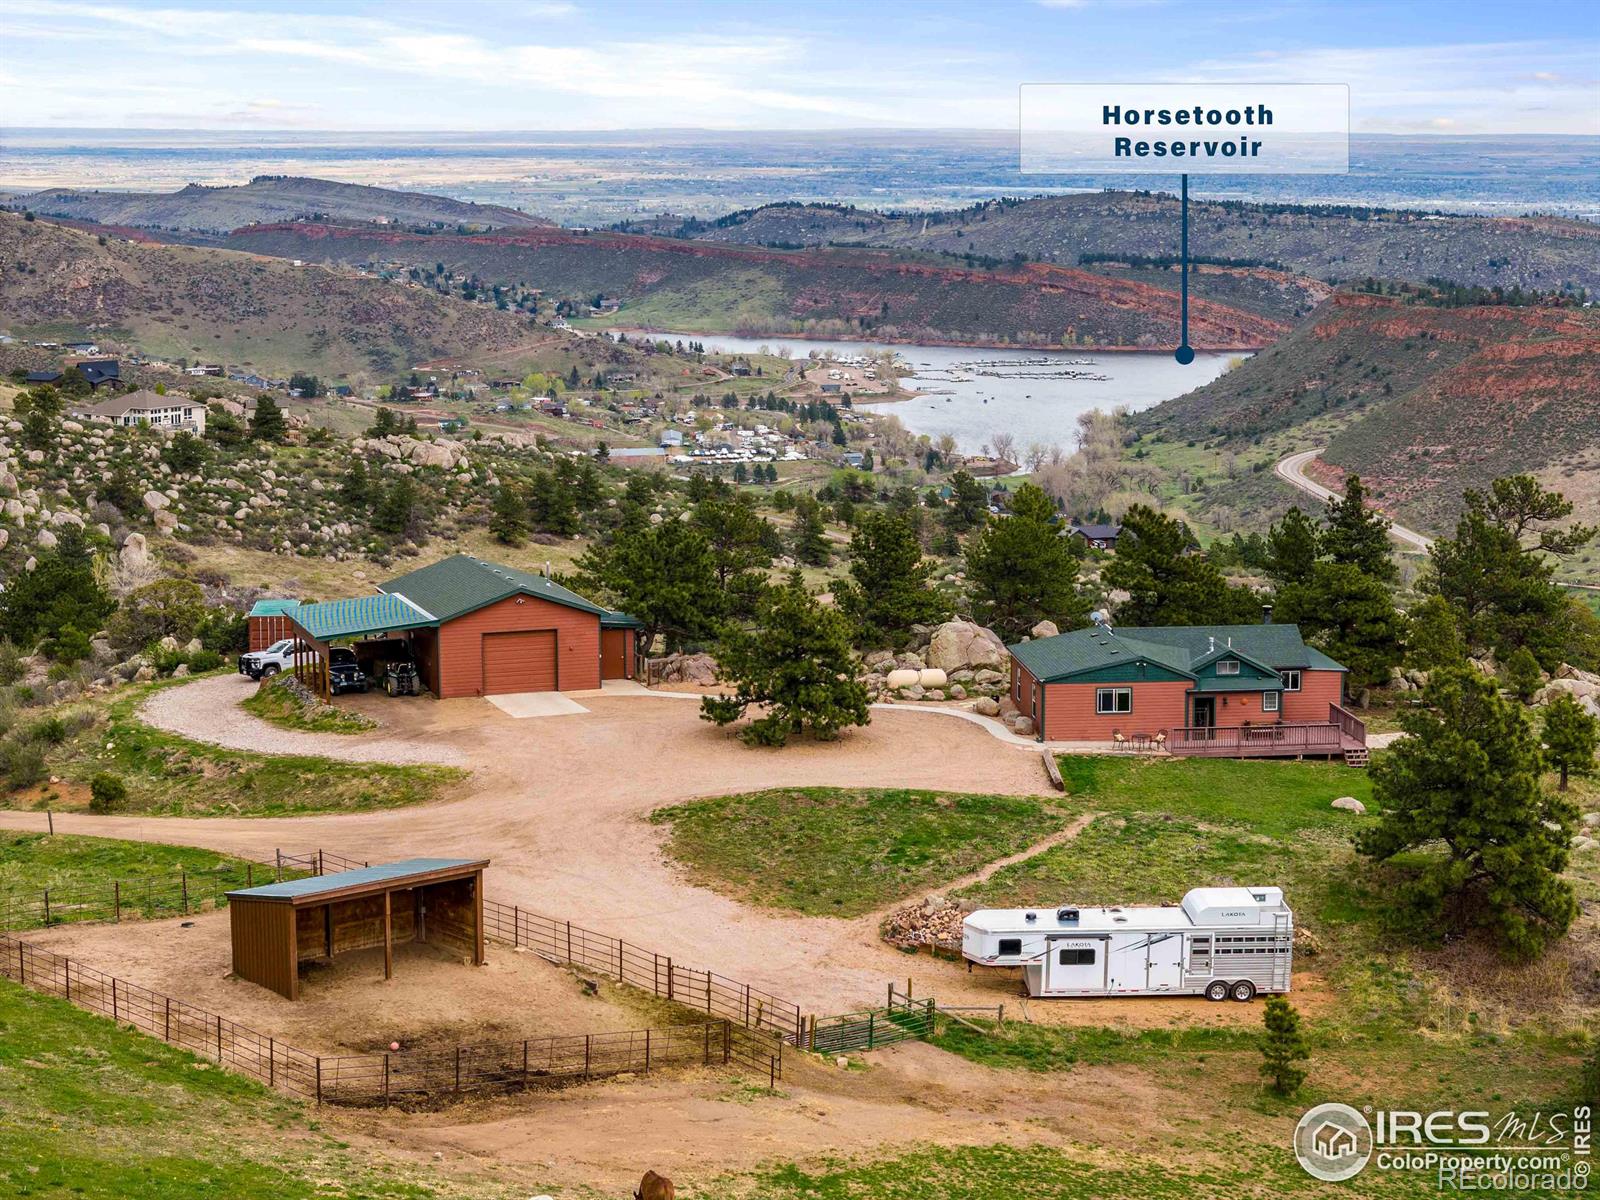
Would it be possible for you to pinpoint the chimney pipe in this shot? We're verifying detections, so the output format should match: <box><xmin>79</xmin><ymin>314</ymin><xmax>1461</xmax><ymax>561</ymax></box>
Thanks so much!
<box><xmin>1262</xmin><ymin>604</ymin><xmax>1274</xmax><ymax>624</ymax></box>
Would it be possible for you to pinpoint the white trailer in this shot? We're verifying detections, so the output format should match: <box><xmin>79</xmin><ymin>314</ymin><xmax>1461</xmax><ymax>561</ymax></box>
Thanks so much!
<box><xmin>961</xmin><ymin>887</ymin><xmax>1292</xmax><ymax>1001</ymax></box>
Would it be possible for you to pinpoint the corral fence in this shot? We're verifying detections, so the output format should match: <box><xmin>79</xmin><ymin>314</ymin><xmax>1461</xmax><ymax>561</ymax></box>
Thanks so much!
<box><xmin>801</xmin><ymin>984</ymin><xmax>937</xmax><ymax>1054</ymax></box>
<box><xmin>0</xmin><ymin>846</ymin><xmax>786</xmax><ymax>1104</ymax></box>
<box><xmin>0</xmin><ymin>849</ymin><xmax>323</xmax><ymax>933</ymax></box>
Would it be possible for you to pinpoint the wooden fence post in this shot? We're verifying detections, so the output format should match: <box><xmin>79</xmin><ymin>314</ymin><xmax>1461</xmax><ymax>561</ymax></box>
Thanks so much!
<box><xmin>744</xmin><ymin>983</ymin><xmax>751</xmax><ymax>1027</ymax></box>
<box><xmin>512</xmin><ymin>905</ymin><xmax>521</xmax><ymax>948</ymax></box>
<box><xmin>111</xmin><ymin>977</ymin><xmax>118</xmax><ymax>1022</ymax></box>
<box><xmin>216</xmin><ymin>1014</ymin><xmax>223</xmax><ymax>1061</ymax></box>
<box><xmin>42</xmin><ymin>889</ymin><xmax>49</xmax><ymax>926</ymax></box>
<box><xmin>653</xmin><ymin>953</ymin><xmax>659</xmax><ymax>996</ymax></box>
<box><xmin>584</xmin><ymin>1034</ymin><xmax>591</xmax><ymax>1079</ymax></box>
<box><xmin>275</xmin><ymin>849</ymin><xmax>283</xmax><ymax>882</ymax></box>
<box><xmin>666</xmin><ymin>957</ymin><xmax>674</xmax><ymax>1001</ymax></box>
<box><xmin>181</xmin><ymin>871</ymin><xmax>189</xmax><ymax>915</ymax></box>
<box><xmin>114</xmin><ymin>881</ymin><xmax>120</xmax><ymax>924</ymax></box>
<box><xmin>315</xmin><ymin>1058</ymin><xmax>323</xmax><ymax>1105</ymax></box>
<box><xmin>454</xmin><ymin>1046</ymin><xmax>462</xmax><ymax>1093</ymax></box>
<box><xmin>644</xmin><ymin>1028</ymin><xmax>651</xmax><ymax>1074</ymax></box>
<box><xmin>565</xmin><ymin>920</ymin><xmax>572</xmax><ymax>962</ymax></box>
<box><xmin>317</xmin><ymin>850</ymin><xmax>325</xmax><ymax>877</ymax></box>
<box><xmin>16</xmin><ymin>941</ymin><xmax>23</xmax><ymax>985</ymax></box>
<box><xmin>164</xmin><ymin>996</ymin><xmax>170</xmax><ymax>1042</ymax></box>
<box><xmin>63</xmin><ymin>959</ymin><xmax>69</xmax><ymax>1001</ymax></box>
<box><xmin>616</xmin><ymin>939</ymin><xmax>623</xmax><ymax>980</ymax></box>
<box><xmin>268</xmin><ymin>1037</ymin><xmax>275</xmax><ymax>1087</ymax></box>
<box><xmin>246</xmin><ymin>864</ymin><xmax>253</xmax><ymax>888</ymax></box>
<box><xmin>383</xmin><ymin>1054</ymin><xmax>391</xmax><ymax>1108</ymax></box>
<box><xmin>723</xmin><ymin>1019</ymin><xmax>730</xmax><ymax>1064</ymax></box>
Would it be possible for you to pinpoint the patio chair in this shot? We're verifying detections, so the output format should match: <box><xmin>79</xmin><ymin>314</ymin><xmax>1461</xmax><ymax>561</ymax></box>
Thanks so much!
<box><xmin>1111</xmin><ymin>730</ymin><xmax>1127</xmax><ymax>753</ymax></box>
<box><xmin>1153</xmin><ymin>729</ymin><xmax>1168</xmax><ymax>751</ymax></box>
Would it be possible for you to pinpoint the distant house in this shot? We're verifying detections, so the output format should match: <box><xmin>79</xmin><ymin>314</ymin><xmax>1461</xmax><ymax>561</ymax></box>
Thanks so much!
<box><xmin>71</xmin><ymin>389</ymin><xmax>206</xmax><ymax>435</ymax></box>
<box><xmin>659</xmin><ymin>429</ymin><xmax>685</xmax><ymax>448</ymax></box>
<box><xmin>1069</xmin><ymin>521</ymin><xmax>1122</xmax><ymax>550</ymax></box>
<box><xmin>840</xmin><ymin>452</ymin><xmax>865</xmax><ymax>469</ymax></box>
<box><xmin>333</xmin><ymin>385</ymin><xmax>354</xmax><ymax>398</ymax></box>
<box><xmin>819</xmin><ymin>383</ymin><xmax>842</xmax><ymax>394</ymax></box>
<box><xmin>1007</xmin><ymin>620</ymin><xmax>1364</xmax><ymax>760</ymax></box>
<box><xmin>73</xmin><ymin>359</ymin><xmax>121</xmax><ymax>389</ymax></box>
<box><xmin>25</xmin><ymin>369</ymin><xmax>62</xmax><ymax>385</ymax></box>
<box><xmin>728</xmin><ymin>357</ymin><xmax>753</xmax><ymax>377</ymax></box>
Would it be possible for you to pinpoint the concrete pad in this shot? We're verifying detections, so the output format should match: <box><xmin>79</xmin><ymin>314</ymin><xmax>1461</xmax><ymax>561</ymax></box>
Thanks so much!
<box><xmin>485</xmin><ymin>692</ymin><xmax>590</xmax><ymax>719</ymax></box>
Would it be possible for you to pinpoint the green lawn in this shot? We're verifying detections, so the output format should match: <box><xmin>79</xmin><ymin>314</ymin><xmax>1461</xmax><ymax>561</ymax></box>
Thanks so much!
<box><xmin>0</xmin><ymin>980</ymin><xmax>483</xmax><ymax>1200</ymax></box>
<box><xmin>239</xmin><ymin>676</ymin><xmax>379</xmax><ymax>735</ymax></box>
<box><xmin>650</xmin><ymin>787</ymin><xmax>1072</xmax><ymax>916</ymax></box>
<box><xmin>0</xmin><ymin>832</ymin><xmax>275</xmax><ymax>929</ymax></box>
<box><xmin>32</xmin><ymin>682</ymin><xmax>467</xmax><ymax>818</ymax></box>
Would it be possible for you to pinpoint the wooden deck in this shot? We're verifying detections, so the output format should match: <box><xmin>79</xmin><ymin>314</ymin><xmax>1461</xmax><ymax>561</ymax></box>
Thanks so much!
<box><xmin>1166</xmin><ymin>703</ymin><xmax>1367</xmax><ymax>760</ymax></box>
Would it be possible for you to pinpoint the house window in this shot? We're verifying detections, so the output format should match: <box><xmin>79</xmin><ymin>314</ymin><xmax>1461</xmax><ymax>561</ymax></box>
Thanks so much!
<box><xmin>1263</xmin><ymin>691</ymin><xmax>1281</xmax><ymax>713</ymax></box>
<box><xmin>1280</xmin><ymin>669</ymin><xmax>1302</xmax><ymax>692</ymax></box>
<box><xmin>998</xmin><ymin>938</ymin><xmax>1022</xmax><ymax>956</ymax></box>
<box><xmin>1096</xmin><ymin>687</ymin><xmax>1132</xmax><ymax>714</ymax></box>
<box><xmin>1057</xmin><ymin>947</ymin><xmax>1096</xmax><ymax>966</ymax></box>
<box><xmin>1216</xmin><ymin>659</ymin><xmax>1240</xmax><ymax>675</ymax></box>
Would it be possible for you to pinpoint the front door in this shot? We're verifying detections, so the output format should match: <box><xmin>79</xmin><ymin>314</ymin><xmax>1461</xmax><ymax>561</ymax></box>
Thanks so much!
<box><xmin>1192</xmin><ymin>696</ymin><xmax>1216</xmax><ymax>729</ymax></box>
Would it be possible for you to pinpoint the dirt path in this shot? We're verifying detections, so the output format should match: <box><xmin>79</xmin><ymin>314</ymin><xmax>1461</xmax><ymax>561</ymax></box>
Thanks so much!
<box><xmin>140</xmin><ymin>674</ymin><xmax>468</xmax><ymax>766</ymax></box>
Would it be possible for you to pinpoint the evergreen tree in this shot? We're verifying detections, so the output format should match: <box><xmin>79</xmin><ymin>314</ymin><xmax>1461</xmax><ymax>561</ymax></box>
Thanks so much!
<box><xmin>373</xmin><ymin>477</ymin><xmax>417</xmax><ymax>537</ymax></box>
<box><xmin>692</xmin><ymin>493</ymin><xmax>776</xmax><ymax>618</ymax></box>
<box><xmin>1103</xmin><ymin>505</ymin><xmax>1257</xmax><ymax>627</ymax></box>
<box><xmin>1503</xmin><ymin>646</ymin><xmax>1544</xmax><ymax>703</ymax></box>
<box><xmin>1357</xmin><ymin>667</ymin><xmax>1577</xmax><ymax>960</ymax></box>
<box><xmin>1321</xmin><ymin>475</ymin><xmax>1396</xmax><ymax>582</ymax></box>
<box><xmin>1277</xmin><ymin>562</ymin><xmax>1407</xmax><ymax>693</ymax></box>
<box><xmin>1259</xmin><ymin>996</ymin><xmax>1309</xmax><ymax>1096</ymax></box>
<box><xmin>490</xmin><ymin>483</ymin><xmax>528</xmax><ymax>546</ymax></box>
<box><xmin>161</xmin><ymin>431</ymin><xmax>207</xmax><ymax>474</ymax></box>
<box><xmin>0</xmin><ymin>531</ymin><xmax>114</xmax><ymax>661</ymax></box>
<box><xmin>339</xmin><ymin>458</ymin><xmax>372</xmax><ymax>507</ymax></box>
<box><xmin>1264</xmin><ymin>506</ymin><xmax>1320</xmax><ymax>587</ymax></box>
<box><xmin>1406</xmin><ymin>596</ymin><xmax>1469</xmax><ymax>670</ymax></box>
<box><xmin>790</xmin><ymin>493</ymin><xmax>831</xmax><ymax>567</ymax></box>
<box><xmin>944</xmin><ymin>470</ymin><xmax>988</xmax><ymax>535</ymax></box>
<box><xmin>965</xmin><ymin>483</ymin><xmax>1089</xmax><ymax>641</ymax></box>
<box><xmin>528</xmin><ymin>469</ymin><xmax>580</xmax><ymax>536</ymax></box>
<box><xmin>835</xmin><ymin>510</ymin><xmax>949</xmax><ymax>647</ymax></box>
<box><xmin>700</xmin><ymin>573</ymin><xmax>870</xmax><ymax>747</ymax></box>
<box><xmin>1544</xmin><ymin>693</ymin><xmax>1599</xmax><ymax>791</ymax></box>
<box><xmin>248</xmin><ymin>395</ymin><xmax>287</xmax><ymax>443</ymax></box>
<box><xmin>575</xmin><ymin>519</ymin><xmax>721</xmax><ymax>653</ymax></box>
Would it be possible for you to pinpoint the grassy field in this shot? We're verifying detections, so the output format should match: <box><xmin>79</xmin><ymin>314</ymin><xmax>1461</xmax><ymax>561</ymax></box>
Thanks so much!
<box><xmin>23</xmin><ymin>682</ymin><xmax>467</xmax><ymax>818</ymax></box>
<box><xmin>0</xmin><ymin>831</ymin><xmax>260</xmax><ymax>897</ymax></box>
<box><xmin>0</xmin><ymin>981</ymin><xmax>488</xmax><ymax>1200</ymax></box>
<box><xmin>239</xmin><ymin>677</ymin><xmax>378</xmax><ymax>735</ymax></box>
<box><xmin>650</xmin><ymin>787</ymin><xmax>1072</xmax><ymax>916</ymax></box>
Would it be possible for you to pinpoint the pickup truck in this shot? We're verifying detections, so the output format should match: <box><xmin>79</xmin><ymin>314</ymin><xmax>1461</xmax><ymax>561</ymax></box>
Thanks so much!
<box><xmin>238</xmin><ymin>638</ymin><xmax>308</xmax><ymax>680</ymax></box>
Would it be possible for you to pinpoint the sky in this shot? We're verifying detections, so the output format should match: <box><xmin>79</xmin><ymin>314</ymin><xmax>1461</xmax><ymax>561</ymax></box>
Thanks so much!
<box><xmin>2</xmin><ymin>0</ymin><xmax>1597</xmax><ymax>134</ymax></box>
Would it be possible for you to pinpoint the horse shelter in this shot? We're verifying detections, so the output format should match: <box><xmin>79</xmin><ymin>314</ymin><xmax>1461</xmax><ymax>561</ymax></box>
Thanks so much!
<box><xmin>227</xmin><ymin>858</ymin><xmax>489</xmax><ymax>1000</ymax></box>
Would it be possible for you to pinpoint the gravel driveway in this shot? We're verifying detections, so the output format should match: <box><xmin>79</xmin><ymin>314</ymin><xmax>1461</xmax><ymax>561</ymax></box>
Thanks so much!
<box><xmin>139</xmin><ymin>674</ymin><xmax>468</xmax><ymax>766</ymax></box>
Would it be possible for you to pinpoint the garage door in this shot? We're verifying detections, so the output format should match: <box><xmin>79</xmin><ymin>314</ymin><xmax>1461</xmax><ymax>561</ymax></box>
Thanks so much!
<box><xmin>481</xmin><ymin>630</ymin><xmax>557</xmax><ymax>694</ymax></box>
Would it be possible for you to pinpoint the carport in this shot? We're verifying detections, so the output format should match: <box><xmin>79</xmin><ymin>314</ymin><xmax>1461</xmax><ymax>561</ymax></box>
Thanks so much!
<box><xmin>226</xmin><ymin>857</ymin><xmax>489</xmax><ymax>1000</ymax></box>
<box><xmin>286</xmin><ymin>593</ymin><xmax>437</xmax><ymax>699</ymax></box>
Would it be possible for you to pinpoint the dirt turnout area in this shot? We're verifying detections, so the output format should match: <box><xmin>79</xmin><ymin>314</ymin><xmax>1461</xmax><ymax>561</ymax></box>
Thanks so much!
<box><xmin>30</xmin><ymin>910</ymin><xmax>650</xmax><ymax>1056</ymax></box>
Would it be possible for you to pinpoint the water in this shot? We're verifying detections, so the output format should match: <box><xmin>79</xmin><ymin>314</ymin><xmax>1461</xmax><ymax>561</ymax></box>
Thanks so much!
<box><xmin>627</xmin><ymin>331</ymin><xmax>1236</xmax><ymax>454</ymax></box>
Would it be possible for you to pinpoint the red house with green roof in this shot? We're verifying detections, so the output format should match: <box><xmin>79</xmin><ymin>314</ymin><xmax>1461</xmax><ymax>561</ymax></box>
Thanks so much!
<box><xmin>1007</xmin><ymin>621</ymin><xmax>1366</xmax><ymax>763</ymax></box>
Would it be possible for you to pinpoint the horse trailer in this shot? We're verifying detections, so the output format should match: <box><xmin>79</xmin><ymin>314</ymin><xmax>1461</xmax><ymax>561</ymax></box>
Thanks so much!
<box><xmin>961</xmin><ymin>887</ymin><xmax>1292</xmax><ymax>1001</ymax></box>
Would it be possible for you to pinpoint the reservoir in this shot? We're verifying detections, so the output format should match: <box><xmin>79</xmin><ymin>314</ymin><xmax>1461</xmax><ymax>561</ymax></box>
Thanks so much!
<box><xmin>619</xmin><ymin>331</ymin><xmax>1237</xmax><ymax>454</ymax></box>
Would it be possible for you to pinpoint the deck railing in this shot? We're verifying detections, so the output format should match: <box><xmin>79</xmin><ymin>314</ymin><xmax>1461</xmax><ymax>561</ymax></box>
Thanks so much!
<box><xmin>1167</xmin><ymin>720</ymin><xmax>1347</xmax><ymax>757</ymax></box>
<box><xmin>1330</xmin><ymin>702</ymin><xmax>1367</xmax><ymax>745</ymax></box>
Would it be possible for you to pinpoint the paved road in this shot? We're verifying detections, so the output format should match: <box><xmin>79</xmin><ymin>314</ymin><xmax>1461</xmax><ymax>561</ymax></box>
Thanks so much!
<box><xmin>1274</xmin><ymin>449</ymin><xmax>1434</xmax><ymax>552</ymax></box>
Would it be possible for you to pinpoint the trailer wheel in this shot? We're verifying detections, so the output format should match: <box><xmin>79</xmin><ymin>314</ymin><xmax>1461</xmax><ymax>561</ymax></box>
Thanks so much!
<box><xmin>1205</xmin><ymin>981</ymin><xmax>1229</xmax><ymax>1002</ymax></box>
<box><xmin>1230</xmin><ymin>980</ymin><xmax>1256</xmax><ymax>1002</ymax></box>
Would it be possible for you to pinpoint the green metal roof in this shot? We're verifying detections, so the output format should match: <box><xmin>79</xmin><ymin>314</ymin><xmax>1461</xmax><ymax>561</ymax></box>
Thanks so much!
<box><xmin>600</xmin><ymin>609</ymin><xmax>644</xmax><ymax>629</ymax></box>
<box><xmin>226</xmin><ymin>858</ymin><xmax>483</xmax><ymax>903</ymax></box>
<box><xmin>1193</xmin><ymin>676</ymin><xmax>1284</xmax><ymax>693</ymax></box>
<box><xmin>248</xmin><ymin>598</ymin><xmax>302</xmax><ymax>618</ymax></box>
<box><xmin>290</xmin><ymin>593</ymin><xmax>437</xmax><ymax>641</ymax></box>
<box><xmin>1009</xmin><ymin>622</ymin><xmax>1342</xmax><ymax>684</ymax></box>
<box><xmin>379</xmin><ymin>555</ymin><xmax>609</xmax><ymax>623</ymax></box>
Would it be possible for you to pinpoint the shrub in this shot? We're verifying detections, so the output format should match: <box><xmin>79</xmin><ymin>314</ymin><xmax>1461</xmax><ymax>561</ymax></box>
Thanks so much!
<box><xmin>88</xmin><ymin>772</ymin><xmax>128</xmax><ymax>814</ymax></box>
<box><xmin>25</xmin><ymin>716</ymin><xmax>67</xmax><ymax>745</ymax></box>
<box><xmin>0</xmin><ymin>640</ymin><xmax>24</xmax><ymax>686</ymax></box>
<box><xmin>0</xmin><ymin>739</ymin><xmax>46</xmax><ymax>789</ymax></box>
<box><xmin>185</xmin><ymin>649</ymin><xmax>224</xmax><ymax>672</ymax></box>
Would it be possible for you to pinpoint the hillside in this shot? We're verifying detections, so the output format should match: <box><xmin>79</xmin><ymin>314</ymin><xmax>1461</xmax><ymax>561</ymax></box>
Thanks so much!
<box><xmin>0</xmin><ymin>214</ymin><xmax>568</xmax><ymax>378</ymax></box>
<box><xmin>1134</xmin><ymin>291</ymin><xmax>1600</xmax><ymax>532</ymax></box>
<box><xmin>678</xmin><ymin>193</ymin><xmax>1600</xmax><ymax>295</ymax></box>
<box><xmin>219</xmin><ymin>221</ymin><xmax>1297</xmax><ymax>351</ymax></box>
<box><xmin>1</xmin><ymin>175</ymin><xmax>551</xmax><ymax>234</ymax></box>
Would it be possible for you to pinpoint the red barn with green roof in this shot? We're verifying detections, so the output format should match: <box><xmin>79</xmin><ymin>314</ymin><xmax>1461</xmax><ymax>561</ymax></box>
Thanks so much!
<box><xmin>284</xmin><ymin>556</ymin><xmax>642</xmax><ymax>698</ymax></box>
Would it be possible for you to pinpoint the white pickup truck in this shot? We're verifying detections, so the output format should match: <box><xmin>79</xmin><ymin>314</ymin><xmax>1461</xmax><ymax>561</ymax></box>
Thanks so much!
<box><xmin>237</xmin><ymin>638</ymin><xmax>310</xmax><ymax>680</ymax></box>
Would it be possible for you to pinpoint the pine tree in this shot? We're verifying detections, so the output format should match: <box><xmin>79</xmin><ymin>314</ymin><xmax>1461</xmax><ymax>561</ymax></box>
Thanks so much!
<box><xmin>1503</xmin><ymin>646</ymin><xmax>1544</xmax><ymax>703</ymax></box>
<box><xmin>1406</xmin><ymin>596</ymin><xmax>1469</xmax><ymax>669</ymax></box>
<box><xmin>790</xmin><ymin>493</ymin><xmax>831</xmax><ymax>567</ymax></box>
<box><xmin>1103</xmin><ymin>505</ymin><xmax>1257</xmax><ymax>627</ymax></box>
<box><xmin>1277</xmin><ymin>562</ymin><xmax>1407</xmax><ymax>693</ymax></box>
<box><xmin>1264</xmin><ymin>506</ymin><xmax>1320</xmax><ymax>587</ymax></box>
<box><xmin>700</xmin><ymin>573</ymin><xmax>870</xmax><ymax>747</ymax></box>
<box><xmin>944</xmin><ymin>470</ymin><xmax>988</xmax><ymax>534</ymax></box>
<box><xmin>835</xmin><ymin>510</ymin><xmax>949</xmax><ymax>647</ymax></box>
<box><xmin>528</xmin><ymin>469</ymin><xmax>579</xmax><ymax>536</ymax></box>
<box><xmin>373</xmin><ymin>477</ymin><xmax>417</xmax><ymax>537</ymax></box>
<box><xmin>574</xmin><ymin>519</ymin><xmax>721</xmax><ymax>653</ymax></box>
<box><xmin>965</xmin><ymin>483</ymin><xmax>1089</xmax><ymax>640</ymax></box>
<box><xmin>1544</xmin><ymin>693</ymin><xmax>1599</xmax><ymax>791</ymax></box>
<box><xmin>1259</xmin><ymin>996</ymin><xmax>1309</xmax><ymax>1096</ymax></box>
<box><xmin>1357</xmin><ymin>667</ymin><xmax>1578</xmax><ymax>959</ymax></box>
<box><xmin>248</xmin><ymin>394</ymin><xmax>287</xmax><ymax>443</ymax></box>
<box><xmin>489</xmin><ymin>483</ymin><xmax>528</xmax><ymax>546</ymax></box>
<box><xmin>1322</xmin><ymin>475</ymin><xmax>1396</xmax><ymax>582</ymax></box>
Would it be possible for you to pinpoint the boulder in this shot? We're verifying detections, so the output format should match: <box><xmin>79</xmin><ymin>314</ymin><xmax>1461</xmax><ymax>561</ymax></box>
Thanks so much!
<box><xmin>1331</xmin><ymin>796</ymin><xmax>1367</xmax><ymax>815</ymax></box>
<box><xmin>926</xmin><ymin>620</ymin><xmax>1008</xmax><ymax>673</ymax></box>
<box><xmin>971</xmin><ymin>696</ymin><xmax>1000</xmax><ymax>717</ymax></box>
<box><xmin>1030</xmin><ymin>619</ymin><xmax>1060</xmax><ymax>640</ymax></box>
<box><xmin>153</xmin><ymin>511</ymin><xmax>178</xmax><ymax>535</ymax></box>
<box><xmin>917</xmin><ymin>668</ymin><xmax>948</xmax><ymax>689</ymax></box>
<box><xmin>651</xmin><ymin>653</ymin><xmax>719</xmax><ymax>686</ymax></box>
<box><xmin>924</xmin><ymin>689</ymin><xmax>945</xmax><ymax>701</ymax></box>
<box><xmin>900</xmin><ymin>683</ymin><xmax>925</xmax><ymax>701</ymax></box>
<box><xmin>885</xmin><ymin>668</ymin><xmax>921</xmax><ymax>690</ymax></box>
<box><xmin>894</xmin><ymin>652</ymin><xmax>926</xmax><ymax>671</ymax></box>
<box><xmin>1535</xmin><ymin>677</ymin><xmax>1599</xmax><ymax>705</ymax></box>
<box><xmin>119</xmin><ymin>531</ymin><xmax>150</xmax><ymax>570</ymax></box>
<box><xmin>1010</xmin><ymin>716</ymin><xmax>1035</xmax><ymax>737</ymax></box>
<box><xmin>863</xmin><ymin>650</ymin><xmax>896</xmax><ymax>669</ymax></box>
<box><xmin>142</xmin><ymin>489</ymin><xmax>170</xmax><ymax>513</ymax></box>
<box><xmin>949</xmin><ymin>684</ymin><xmax>967</xmax><ymax>700</ymax></box>
<box><xmin>973</xmin><ymin>668</ymin><xmax>1006</xmax><ymax>687</ymax></box>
